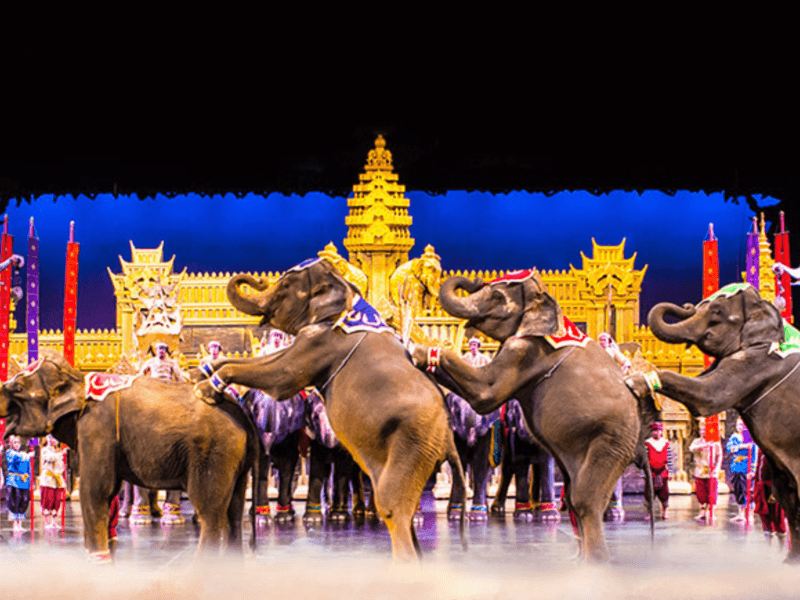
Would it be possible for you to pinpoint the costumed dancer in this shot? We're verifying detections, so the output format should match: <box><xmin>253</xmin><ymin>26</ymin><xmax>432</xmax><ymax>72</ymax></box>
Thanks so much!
<box><xmin>644</xmin><ymin>422</ymin><xmax>672</xmax><ymax>520</ymax></box>
<box><xmin>749</xmin><ymin>445</ymin><xmax>788</xmax><ymax>540</ymax></box>
<box><xmin>135</xmin><ymin>341</ymin><xmax>186</xmax><ymax>524</ymax></box>
<box><xmin>597</xmin><ymin>332</ymin><xmax>632</xmax><ymax>374</ymax></box>
<box><xmin>726</xmin><ymin>418</ymin><xmax>755</xmax><ymax>523</ymax></box>
<box><xmin>5</xmin><ymin>435</ymin><xmax>34</xmax><ymax>533</ymax></box>
<box><xmin>258</xmin><ymin>329</ymin><xmax>286</xmax><ymax>357</ymax></box>
<box><xmin>689</xmin><ymin>418</ymin><xmax>722</xmax><ymax>523</ymax></box>
<box><xmin>39</xmin><ymin>434</ymin><xmax>67</xmax><ymax>530</ymax></box>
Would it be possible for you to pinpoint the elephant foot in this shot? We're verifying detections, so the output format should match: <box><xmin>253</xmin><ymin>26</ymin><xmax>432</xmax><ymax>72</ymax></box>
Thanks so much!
<box><xmin>447</xmin><ymin>503</ymin><xmax>463</xmax><ymax>521</ymax></box>
<box><xmin>469</xmin><ymin>505</ymin><xmax>489</xmax><ymax>521</ymax></box>
<box><xmin>490</xmin><ymin>502</ymin><xmax>505</xmax><ymax>516</ymax></box>
<box><xmin>130</xmin><ymin>506</ymin><xmax>153</xmax><ymax>525</ymax></box>
<box><xmin>160</xmin><ymin>503</ymin><xmax>185</xmax><ymax>525</ymax></box>
<box><xmin>329</xmin><ymin>507</ymin><xmax>350</xmax><ymax>522</ymax></box>
<box><xmin>536</xmin><ymin>503</ymin><xmax>561</xmax><ymax>522</ymax></box>
<box><xmin>303</xmin><ymin>503</ymin><xmax>324</xmax><ymax>525</ymax></box>
<box><xmin>275</xmin><ymin>504</ymin><xmax>296</xmax><ymax>524</ymax></box>
<box><xmin>513</xmin><ymin>502</ymin><xmax>534</xmax><ymax>522</ymax></box>
<box><xmin>352</xmin><ymin>503</ymin><xmax>367</xmax><ymax>519</ymax></box>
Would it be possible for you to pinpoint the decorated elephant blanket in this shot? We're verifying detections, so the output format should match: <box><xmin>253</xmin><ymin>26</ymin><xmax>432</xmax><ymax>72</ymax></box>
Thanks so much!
<box><xmin>85</xmin><ymin>373</ymin><xmax>138</xmax><ymax>401</ymax></box>
<box><xmin>544</xmin><ymin>317</ymin><xmax>590</xmax><ymax>350</ymax></box>
<box><xmin>244</xmin><ymin>389</ymin><xmax>307</xmax><ymax>452</ymax></box>
<box><xmin>335</xmin><ymin>294</ymin><xmax>394</xmax><ymax>335</ymax></box>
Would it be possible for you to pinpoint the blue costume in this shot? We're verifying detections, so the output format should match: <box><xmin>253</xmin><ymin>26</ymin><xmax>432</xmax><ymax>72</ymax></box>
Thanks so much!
<box><xmin>726</xmin><ymin>431</ymin><xmax>753</xmax><ymax>508</ymax></box>
<box><xmin>6</xmin><ymin>446</ymin><xmax>34</xmax><ymax>522</ymax></box>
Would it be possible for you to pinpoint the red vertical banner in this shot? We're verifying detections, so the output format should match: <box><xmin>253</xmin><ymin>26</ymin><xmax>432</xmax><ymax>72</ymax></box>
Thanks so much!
<box><xmin>702</xmin><ymin>224</ymin><xmax>720</xmax><ymax>443</ymax></box>
<box><xmin>0</xmin><ymin>216</ymin><xmax>14</xmax><ymax>381</ymax></box>
<box><xmin>63</xmin><ymin>222</ymin><xmax>79</xmax><ymax>366</ymax></box>
<box><xmin>775</xmin><ymin>211</ymin><xmax>793</xmax><ymax>323</ymax></box>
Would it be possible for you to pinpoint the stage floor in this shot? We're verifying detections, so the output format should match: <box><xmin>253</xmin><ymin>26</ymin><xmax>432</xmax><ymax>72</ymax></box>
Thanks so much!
<box><xmin>2</xmin><ymin>493</ymin><xmax>798</xmax><ymax>600</ymax></box>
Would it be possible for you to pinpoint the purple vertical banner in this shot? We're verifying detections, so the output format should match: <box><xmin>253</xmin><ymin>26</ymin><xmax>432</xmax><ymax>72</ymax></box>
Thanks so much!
<box><xmin>27</xmin><ymin>219</ymin><xmax>39</xmax><ymax>364</ymax></box>
<box><xmin>746</xmin><ymin>217</ymin><xmax>759</xmax><ymax>289</ymax></box>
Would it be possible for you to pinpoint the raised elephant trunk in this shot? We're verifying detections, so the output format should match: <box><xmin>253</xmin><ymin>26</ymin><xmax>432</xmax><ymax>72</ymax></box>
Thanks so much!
<box><xmin>647</xmin><ymin>302</ymin><xmax>699</xmax><ymax>344</ymax></box>
<box><xmin>439</xmin><ymin>276</ymin><xmax>485</xmax><ymax>320</ymax></box>
<box><xmin>227</xmin><ymin>274</ymin><xmax>273</xmax><ymax>316</ymax></box>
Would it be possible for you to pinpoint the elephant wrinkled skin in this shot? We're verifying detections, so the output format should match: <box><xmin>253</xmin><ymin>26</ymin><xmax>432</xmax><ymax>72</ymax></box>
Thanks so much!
<box><xmin>191</xmin><ymin>258</ymin><xmax>467</xmax><ymax>561</ymax></box>
<box><xmin>0</xmin><ymin>351</ymin><xmax>259</xmax><ymax>561</ymax></box>
<box><xmin>627</xmin><ymin>283</ymin><xmax>800</xmax><ymax>563</ymax></box>
<box><xmin>411</xmin><ymin>269</ymin><xmax>652</xmax><ymax>562</ymax></box>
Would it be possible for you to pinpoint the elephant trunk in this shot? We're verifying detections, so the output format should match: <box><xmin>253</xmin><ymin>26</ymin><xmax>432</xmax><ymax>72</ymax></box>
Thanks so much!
<box><xmin>226</xmin><ymin>273</ymin><xmax>272</xmax><ymax>316</ymax></box>
<box><xmin>647</xmin><ymin>302</ymin><xmax>699</xmax><ymax>344</ymax></box>
<box><xmin>438</xmin><ymin>276</ymin><xmax>485</xmax><ymax>320</ymax></box>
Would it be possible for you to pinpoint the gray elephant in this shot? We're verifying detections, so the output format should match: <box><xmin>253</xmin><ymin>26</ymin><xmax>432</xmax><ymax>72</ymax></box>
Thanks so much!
<box><xmin>625</xmin><ymin>282</ymin><xmax>800</xmax><ymax>563</ymax></box>
<box><xmin>410</xmin><ymin>268</ymin><xmax>653</xmax><ymax>562</ymax></box>
<box><xmin>191</xmin><ymin>256</ymin><xmax>467</xmax><ymax>561</ymax></box>
<box><xmin>0</xmin><ymin>351</ymin><xmax>259</xmax><ymax>561</ymax></box>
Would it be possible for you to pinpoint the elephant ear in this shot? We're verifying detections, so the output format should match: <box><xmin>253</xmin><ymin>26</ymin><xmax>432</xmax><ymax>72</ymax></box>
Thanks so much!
<box><xmin>740</xmin><ymin>287</ymin><xmax>784</xmax><ymax>349</ymax></box>
<box><xmin>307</xmin><ymin>260</ymin><xmax>357</xmax><ymax>324</ymax></box>
<box><xmin>43</xmin><ymin>354</ymin><xmax>87</xmax><ymax>429</ymax></box>
<box><xmin>516</xmin><ymin>269</ymin><xmax>564</xmax><ymax>338</ymax></box>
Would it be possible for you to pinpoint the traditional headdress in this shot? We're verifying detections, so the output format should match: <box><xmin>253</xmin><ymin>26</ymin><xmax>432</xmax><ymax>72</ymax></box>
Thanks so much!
<box><xmin>208</xmin><ymin>340</ymin><xmax>221</xmax><ymax>350</ymax></box>
<box><xmin>650</xmin><ymin>422</ymin><xmax>663</xmax><ymax>432</ymax></box>
<box><xmin>468</xmin><ymin>337</ymin><xmax>481</xmax><ymax>347</ymax></box>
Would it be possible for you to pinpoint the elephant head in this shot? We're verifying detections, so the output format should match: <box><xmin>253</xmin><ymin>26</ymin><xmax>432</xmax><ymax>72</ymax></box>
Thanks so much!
<box><xmin>647</xmin><ymin>283</ymin><xmax>784</xmax><ymax>358</ymax></box>
<box><xmin>0</xmin><ymin>350</ymin><xmax>85</xmax><ymax>439</ymax></box>
<box><xmin>227</xmin><ymin>258</ymin><xmax>359</xmax><ymax>335</ymax></box>
<box><xmin>438</xmin><ymin>269</ymin><xmax>563</xmax><ymax>342</ymax></box>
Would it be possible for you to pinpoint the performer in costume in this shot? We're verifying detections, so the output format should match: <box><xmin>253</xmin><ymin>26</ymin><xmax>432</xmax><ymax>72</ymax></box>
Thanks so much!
<box><xmin>689</xmin><ymin>418</ymin><xmax>722</xmax><ymax>522</ymax></box>
<box><xmin>5</xmin><ymin>435</ymin><xmax>34</xmax><ymax>532</ymax></box>
<box><xmin>750</xmin><ymin>446</ymin><xmax>787</xmax><ymax>539</ymax></box>
<box><xmin>200</xmin><ymin>340</ymin><xmax>222</xmax><ymax>367</ymax></box>
<box><xmin>598</xmin><ymin>332</ymin><xmax>632</xmax><ymax>374</ymax></box>
<box><xmin>39</xmin><ymin>434</ymin><xmax>67</xmax><ymax>530</ymax></box>
<box><xmin>726</xmin><ymin>417</ymin><xmax>755</xmax><ymax>523</ymax></box>
<box><xmin>644</xmin><ymin>422</ymin><xmax>672</xmax><ymax>519</ymax></box>
<box><xmin>258</xmin><ymin>329</ymin><xmax>286</xmax><ymax>356</ymax></box>
<box><xmin>464</xmin><ymin>336</ymin><xmax>491</xmax><ymax>367</ymax></box>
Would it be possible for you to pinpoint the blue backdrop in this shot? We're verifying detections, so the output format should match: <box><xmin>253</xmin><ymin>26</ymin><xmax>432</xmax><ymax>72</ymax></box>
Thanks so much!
<box><xmin>2</xmin><ymin>190</ymin><xmax>769</xmax><ymax>332</ymax></box>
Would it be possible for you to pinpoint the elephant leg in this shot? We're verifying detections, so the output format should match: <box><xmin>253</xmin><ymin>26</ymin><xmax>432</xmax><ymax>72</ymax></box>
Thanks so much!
<box><xmin>373</xmin><ymin>443</ymin><xmax>431</xmax><ymax>562</ymax></box>
<box><xmin>225</xmin><ymin>470</ymin><xmax>249</xmax><ymax>553</ymax></box>
<box><xmin>331</xmin><ymin>448</ymin><xmax>356</xmax><ymax>522</ymax></box>
<box><xmin>351</xmin><ymin>466</ymin><xmax>367</xmax><ymax>518</ymax></box>
<box><xmin>78</xmin><ymin>461</ymin><xmax>114</xmax><ymax>562</ymax></box>
<box><xmin>254</xmin><ymin>453</ymin><xmax>272</xmax><ymax>527</ymax></box>
<box><xmin>469</xmin><ymin>434</ymin><xmax>492</xmax><ymax>520</ymax></box>
<box><xmin>273</xmin><ymin>433</ymin><xmax>300</xmax><ymax>524</ymax></box>
<box><xmin>130</xmin><ymin>485</ymin><xmax>153</xmax><ymax>524</ymax></box>
<box><xmin>149</xmin><ymin>489</ymin><xmax>162</xmax><ymax>518</ymax></box>
<box><xmin>490</xmin><ymin>441</ymin><xmax>513</xmax><ymax>515</ymax></box>
<box><xmin>568</xmin><ymin>443</ymin><xmax>623</xmax><ymax>563</ymax></box>
<box><xmin>304</xmin><ymin>442</ymin><xmax>332</xmax><ymax>524</ymax></box>
<box><xmin>534</xmin><ymin>453</ymin><xmax>560</xmax><ymax>522</ymax></box>
<box><xmin>161</xmin><ymin>490</ymin><xmax>185</xmax><ymax>525</ymax></box>
<box><xmin>448</xmin><ymin>436</ymin><xmax>469</xmax><ymax>520</ymax></box>
<box><xmin>189</xmin><ymin>478</ymin><xmax>228</xmax><ymax>554</ymax></box>
<box><xmin>772</xmin><ymin>469</ymin><xmax>800</xmax><ymax>563</ymax></box>
<box><xmin>513</xmin><ymin>462</ymin><xmax>534</xmax><ymax>521</ymax></box>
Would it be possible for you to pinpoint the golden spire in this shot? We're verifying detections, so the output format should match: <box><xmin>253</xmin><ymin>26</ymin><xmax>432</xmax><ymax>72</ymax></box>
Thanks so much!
<box><xmin>343</xmin><ymin>135</ymin><xmax>414</xmax><ymax>255</ymax></box>
<box><xmin>758</xmin><ymin>212</ymin><xmax>776</xmax><ymax>303</ymax></box>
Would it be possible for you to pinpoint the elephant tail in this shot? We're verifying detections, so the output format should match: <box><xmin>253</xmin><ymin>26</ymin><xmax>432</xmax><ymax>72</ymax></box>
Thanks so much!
<box><xmin>445</xmin><ymin>431</ymin><xmax>468</xmax><ymax>551</ymax></box>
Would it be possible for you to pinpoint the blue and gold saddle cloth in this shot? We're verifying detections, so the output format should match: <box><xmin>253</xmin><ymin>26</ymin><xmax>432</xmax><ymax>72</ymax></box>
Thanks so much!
<box><xmin>335</xmin><ymin>294</ymin><xmax>394</xmax><ymax>335</ymax></box>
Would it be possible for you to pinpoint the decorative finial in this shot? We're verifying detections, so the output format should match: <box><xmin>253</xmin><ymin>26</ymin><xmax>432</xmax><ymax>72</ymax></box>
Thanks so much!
<box><xmin>69</xmin><ymin>221</ymin><xmax>75</xmax><ymax>243</ymax></box>
<box><xmin>708</xmin><ymin>223</ymin><xmax>715</xmax><ymax>241</ymax></box>
<box><xmin>780</xmin><ymin>211</ymin><xmax>786</xmax><ymax>234</ymax></box>
<box><xmin>759</xmin><ymin>212</ymin><xmax>766</xmax><ymax>237</ymax></box>
<box><xmin>29</xmin><ymin>217</ymin><xmax>34</xmax><ymax>237</ymax></box>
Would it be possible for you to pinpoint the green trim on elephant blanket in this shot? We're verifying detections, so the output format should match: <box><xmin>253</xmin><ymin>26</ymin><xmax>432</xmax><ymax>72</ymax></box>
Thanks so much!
<box><xmin>771</xmin><ymin>320</ymin><xmax>800</xmax><ymax>358</ymax></box>
<box><xmin>698</xmin><ymin>282</ymin><xmax>755</xmax><ymax>305</ymax></box>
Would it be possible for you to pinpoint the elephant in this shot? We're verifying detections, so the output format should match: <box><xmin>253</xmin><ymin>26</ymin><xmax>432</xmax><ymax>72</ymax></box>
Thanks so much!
<box><xmin>409</xmin><ymin>268</ymin><xmax>654</xmax><ymax>562</ymax></box>
<box><xmin>191</xmin><ymin>256</ymin><xmax>467</xmax><ymax>561</ymax></box>
<box><xmin>490</xmin><ymin>399</ymin><xmax>560</xmax><ymax>522</ymax></box>
<box><xmin>444</xmin><ymin>392</ymin><xmax>500</xmax><ymax>520</ymax></box>
<box><xmin>0</xmin><ymin>351</ymin><xmax>259</xmax><ymax>562</ymax></box>
<box><xmin>389</xmin><ymin>244</ymin><xmax>442</xmax><ymax>317</ymax></box>
<box><xmin>625</xmin><ymin>281</ymin><xmax>800</xmax><ymax>563</ymax></box>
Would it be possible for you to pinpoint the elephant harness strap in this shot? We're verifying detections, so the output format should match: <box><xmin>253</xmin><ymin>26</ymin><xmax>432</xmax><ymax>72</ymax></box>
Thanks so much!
<box><xmin>741</xmin><ymin>356</ymin><xmax>800</xmax><ymax>414</ymax></box>
<box><xmin>83</xmin><ymin>373</ymin><xmax>137</xmax><ymax>441</ymax></box>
